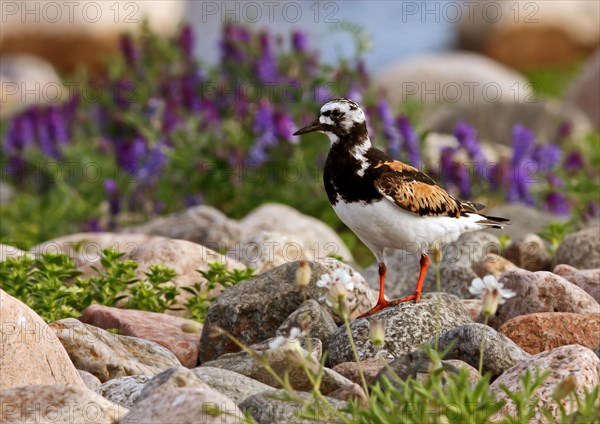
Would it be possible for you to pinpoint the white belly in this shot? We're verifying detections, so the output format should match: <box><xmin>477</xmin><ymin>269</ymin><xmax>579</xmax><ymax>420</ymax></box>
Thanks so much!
<box><xmin>333</xmin><ymin>199</ymin><xmax>486</xmax><ymax>254</ymax></box>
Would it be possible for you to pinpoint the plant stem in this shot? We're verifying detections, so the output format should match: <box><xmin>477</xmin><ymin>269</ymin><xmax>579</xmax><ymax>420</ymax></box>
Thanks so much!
<box><xmin>434</xmin><ymin>249</ymin><xmax>442</xmax><ymax>352</ymax></box>
<box><xmin>478</xmin><ymin>315</ymin><xmax>489</xmax><ymax>375</ymax></box>
<box><xmin>344</xmin><ymin>316</ymin><xmax>369</xmax><ymax>395</ymax></box>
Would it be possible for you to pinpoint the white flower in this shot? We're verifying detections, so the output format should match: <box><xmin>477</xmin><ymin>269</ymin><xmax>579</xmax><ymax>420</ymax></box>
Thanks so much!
<box><xmin>268</xmin><ymin>327</ymin><xmax>305</xmax><ymax>350</ymax></box>
<box><xmin>316</xmin><ymin>273</ymin><xmax>333</xmax><ymax>288</ymax></box>
<box><xmin>469</xmin><ymin>275</ymin><xmax>516</xmax><ymax>316</ymax></box>
<box><xmin>316</xmin><ymin>268</ymin><xmax>354</xmax><ymax>291</ymax></box>
<box><xmin>369</xmin><ymin>320</ymin><xmax>386</xmax><ymax>348</ymax></box>
<box><xmin>268</xmin><ymin>335</ymin><xmax>286</xmax><ymax>350</ymax></box>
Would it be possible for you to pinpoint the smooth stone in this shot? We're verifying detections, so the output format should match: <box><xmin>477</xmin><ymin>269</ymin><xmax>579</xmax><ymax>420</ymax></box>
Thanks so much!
<box><xmin>461</xmin><ymin>299</ymin><xmax>483</xmax><ymax>321</ymax></box>
<box><xmin>80</xmin><ymin>305</ymin><xmax>201</xmax><ymax>368</ymax></box>
<box><xmin>326</xmin><ymin>293</ymin><xmax>472</xmax><ymax>367</ymax></box>
<box><xmin>553</xmin><ymin>264</ymin><xmax>600</xmax><ymax>303</ymax></box>
<box><xmin>137</xmin><ymin>366</ymin><xmax>209</xmax><ymax>403</ymax></box>
<box><xmin>121</xmin><ymin>387</ymin><xmax>242</xmax><ymax>424</ymax></box>
<box><xmin>95</xmin><ymin>375</ymin><xmax>152</xmax><ymax>409</ymax></box>
<box><xmin>122</xmin><ymin>205</ymin><xmax>242</xmax><ymax>252</ymax></box>
<box><xmin>78</xmin><ymin>370</ymin><xmax>101</xmax><ymax>391</ymax></box>
<box><xmin>198</xmin><ymin>260</ymin><xmax>375</xmax><ymax>362</ymax></box>
<box><xmin>472</xmin><ymin>253</ymin><xmax>518</xmax><ymax>278</ymax></box>
<box><xmin>50</xmin><ymin>318</ymin><xmax>181</xmax><ymax>382</ymax></box>
<box><xmin>240</xmin><ymin>203</ymin><xmax>353</xmax><ymax>262</ymax></box>
<box><xmin>490</xmin><ymin>345</ymin><xmax>600</xmax><ymax>422</ymax></box>
<box><xmin>484</xmin><ymin>204</ymin><xmax>568</xmax><ymax>241</ymax></box>
<box><xmin>192</xmin><ymin>367</ymin><xmax>273</xmax><ymax>405</ymax></box>
<box><xmin>502</xmin><ymin>233</ymin><xmax>550</xmax><ymax>271</ymax></box>
<box><xmin>553</xmin><ymin>227</ymin><xmax>600</xmax><ymax>270</ymax></box>
<box><xmin>492</xmin><ymin>269</ymin><xmax>600</xmax><ymax>328</ymax></box>
<box><xmin>499</xmin><ymin>312</ymin><xmax>600</xmax><ymax>354</ymax></box>
<box><xmin>276</xmin><ymin>299</ymin><xmax>339</xmax><ymax>344</ymax></box>
<box><xmin>567</xmin><ymin>50</ymin><xmax>600</xmax><ymax>131</ymax></box>
<box><xmin>332</xmin><ymin>358</ymin><xmax>389</xmax><ymax>386</ymax></box>
<box><xmin>434</xmin><ymin>323</ymin><xmax>530</xmax><ymax>377</ymax></box>
<box><xmin>0</xmin><ymin>385</ymin><xmax>128</xmax><ymax>423</ymax></box>
<box><xmin>0</xmin><ymin>290</ymin><xmax>85</xmax><ymax>390</ymax></box>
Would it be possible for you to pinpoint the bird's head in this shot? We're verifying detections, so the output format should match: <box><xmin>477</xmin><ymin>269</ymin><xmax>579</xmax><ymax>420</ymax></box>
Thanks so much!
<box><xmin>293</xmin><ymin>98</ymin><xmax>368</xmax><ymax>145</ymax></box>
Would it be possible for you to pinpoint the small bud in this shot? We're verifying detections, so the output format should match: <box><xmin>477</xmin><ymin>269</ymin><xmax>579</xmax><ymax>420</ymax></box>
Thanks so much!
<box><xmin>369</xmin><ymin>320</ymin><xmax>385</xmax><ymax>348</ymax></box>
<box><xmin>432</xmin><ymin>243</ymin><xmax>443</xmax><ymax>264</ymax></box>
<box><xmin>181</xmin><ymin>322</ymin><xmax>203</xmax><ymax>333</ymax></box>
<box><xmin>327</xmin><ymin>282</ymin><xmax>348</xmax><ymax>314</ymax></box>
<box><xmin>295</xmin><ymin>260</ymin><xmax>311</xmax><ymax>287</ymax></box>
<box><xmin>481</xmin><ymin>289</ymin><xmax>500</xmax><ymax>317</ymax></box>
<box><xmin>552</xmin><ymin>376</ymin><xmax>577</xmax><ymax>402</ymax></box>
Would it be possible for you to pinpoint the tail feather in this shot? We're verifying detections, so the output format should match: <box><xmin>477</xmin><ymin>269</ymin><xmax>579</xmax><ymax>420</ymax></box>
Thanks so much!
<box><xmin>476</xmin><ymin>214</ymin><xmax>510</xmax><ymax>229</ymax></box>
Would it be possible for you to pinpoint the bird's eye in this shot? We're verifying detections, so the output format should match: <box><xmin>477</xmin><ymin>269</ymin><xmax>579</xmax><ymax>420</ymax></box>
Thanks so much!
<box><xmin>331</xmin><ymin>110</ymin><xmax>342</xmax><ymax>118</ymax></box>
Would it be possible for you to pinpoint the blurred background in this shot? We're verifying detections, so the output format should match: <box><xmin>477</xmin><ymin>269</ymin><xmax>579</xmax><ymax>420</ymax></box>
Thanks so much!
<box><xmin>1</xmin><ymin>0</ymin><xmax>599</xmax><ymax>264</ymax></box>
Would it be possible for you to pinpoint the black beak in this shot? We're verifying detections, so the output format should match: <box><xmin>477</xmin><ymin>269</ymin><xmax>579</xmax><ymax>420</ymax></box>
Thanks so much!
<box><xmin>293</xmin><ymin>118</ymin><xmax>323</xmax><ymax>136</ymax></box>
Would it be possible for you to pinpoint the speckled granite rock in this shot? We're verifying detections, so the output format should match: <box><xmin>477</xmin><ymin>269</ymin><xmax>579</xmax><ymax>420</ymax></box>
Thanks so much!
<box><xmin>461</xmin><ymin>299</ymin><xmax>483</xmax><ymax>320</ymax></box>
<box><xmin>503</xmin><ymin>233</ymin><xmax>550</xmax><ymax>271</ymax></box>
<box><xmin>332</xmin><ymin>358</ymin><xmax>389</xmax><ymax>386</ymax></box>
<box><xmin>96</xmin><ymin>375</ymin><xmax>152</xmax><ymax>409</ymax></box>
<box><xmin>552</xmin><ymin>227</ymin><xmax>600</xmax><ymax>269</ymax></box>
<box><xmin>240</xmin><ymin>203</ymin><xmax>353</xmax><ymax>262</ymax></box>
<box><xmin>121</xmin><ymin>387</ymin><xmax>242</xmax><ymax>423</ymax></box>
<box><xmin>78</xmin><ymin>370</ymin><xmax>101</xmax><ymax>391</ymax></box>
<box><xmin>122</xmin><ymin>205</ymin><xmax>242</xmax><ymax>251</ymax></box>
<box><xmin>192</xmin><ymin>367</ymin><xmax>273</xmax><ymax>405</ymax></box>
<box><xmin>80</xmin><ymin>305</ymin><xmax>201</xmax><ymax>367</ymax></box>
<box><xmin>327</xmin><ymin>293</ymin><xmax>472</xmax><ymax>367</ymax></box>
<box><xmin>553</xmin><ymin>264</ymin><xmax>600</xmax><ymax>303</ymax></box>
<box><xmin>277</xmin><ymin>300</ymin><xmax>339</xmax><ymax>344</ymax></box>
<box><xmin>434</xmin><ymin>323</ymin><xmax>530</xmax><ymax>377</ymax></box>
<box><xmin>473</xmin><ymin>253</ymin><xmax>518</xmax><ymax>278</ymax></box>
<box><xmin>50</xmin><ymin>318</ymin><xmax>181</xmax><ymax>382</ymax></box>
<box><xmin>444</xmin><ymin>360</ymin><xmax>481</xmax><ymax>384</ymax></box>
<box><xmin>0</xmin><ymin>290</ymin><xmax>86</xmax><ymax>390</ymax></box>
<box><xmin>228</xmin><ymin>230</ymin><xmax>314</xmax><ymax>273</ymax></box>
<box><xmin>499</xmin><ymin>312</ymin><xmax>600</xmax><ymax>354</ymax></box>
<box><xmin>490</xmin><ymin>345</ymin><xmax>600</xmax><ymax>423</ymax></box>
<box><xmin>137</xmin><ymin>366</ymin><xmax>209</xmax><ymax>403</ymax></box>
<box><xmin>0</xmin><ymin>385</ymin><xmax>128</xmax><ymax>423</ymax></box>
<box><xmin>240</xmin><ymin>389</ymin><xmax>348</xmax><ymax>424</ymax></box>
<box><xmin>492</xmin><ymin>269</ymin><xmax>600</xmax><ymax>328</ymax></box>
<box><xmin>198</xmin><ymin>260</ymin><xmax>375</xmax><ymax>363</ymax></box>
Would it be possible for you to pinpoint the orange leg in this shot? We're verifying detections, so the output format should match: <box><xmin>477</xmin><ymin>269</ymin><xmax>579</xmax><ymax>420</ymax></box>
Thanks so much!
<box><xmin>358</xmin><ymin>254</ymin><xmax>430</xmax><ymax>318</ymax></box>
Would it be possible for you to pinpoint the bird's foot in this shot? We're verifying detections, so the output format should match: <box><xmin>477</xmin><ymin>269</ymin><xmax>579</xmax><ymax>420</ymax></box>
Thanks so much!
<box><xmin>357</xmin><ymin>292</ymin><xmax>422</xmax><ymax>318</ymax></box>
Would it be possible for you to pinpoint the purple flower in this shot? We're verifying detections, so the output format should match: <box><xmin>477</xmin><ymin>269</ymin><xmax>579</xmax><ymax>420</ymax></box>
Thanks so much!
<box><xmin>454</xmin><ymin>121</ymin><xmax>486</xmax><ymax>177</ymax></box>
<box><xmin>512</xmin><ymin>124</ymin><xmax>536</xmax><ymax>165</ymax></box>
<box><xmin>220</xmin><ymin>23</ymin><xmax>250</xmax><ymax>64</ymax></box>
<box><xmin>104</xmin><ymin>179</ymin><xmax>120</xmax><ymax>216</ymax></box>
<box><xmin>275</xmin><ymin>112</ymin><xmax>296</xmax><ymax>144</ymax></box>
<box><xmin>545</xmin><ymin>192</ymin><xmax>570</xmax><ymax>215</ymax></box>
<box><xmin>507</xmin><ymin>162</ymin><xmax>536</xmax><ymax>206</ymax></box>
<box><xmin>47</xmin><ymin>106</ymin><xmax>69</xmax><ymax>145</ymax></box>
<box><xmin>345</xmin><ymin>87</ymin><xmax>363</xmax><ymax>103</ymax></box>
<box><xmin>564</xmin><ymin>151</ymin><xmax>583</xmax><ymax>173</ymax></box>
<box><xmin>3</xmin><ymin>112</ymin><xmax>35</xmax><ymax>155</ymax></box>
<box><xmin>179</xmin><ymin>24</ymin><xmax>194</xmax><ymax>60</ymax></box>
<box><xmin>397</xmin><ymin>116</ymin><xmax>421</xmax><ymax>166</ymax></box>
<box><xmin>119</xmin><ymin>33</ymin><xmax>138</xmax><ymax>66</ymax></box>
<box><xmin>247</xmin><ymin>101</ymin><xmax>277</xmax><ymax>166</ymax></box>
<box><xmin>137</xmin><ymin>143</ymin><xmax>168</xmax><ymax>182</ymax></box>
<box><xmin>314</xmin><ymin>85</ymin><xmax>334</xmax><ymax>103</ymax></box>
<box><xmin>256</xmin><ymin>32</ymin><xmax>279</xmax><ymax>83</ymax></box>
<box><xmin>377</xmin><ymin>100</ymin><xmax>400</xmax><ymax>158</ymax></box>
<box><xmin>532</xmin><ymin>144</ymin><xmax>562</xmax><ymax>172</ymax></box>
<box><xmin>115</xmin><ymin>136</ymin><xmax>146</xmax><ymax>173</ymax></box>
<box><xmin>33</xmin><ymin>108</ymin><xmax>61</xmax><ymax>160</ymax></box>
<box><xmin>292</xmin><ymin>30</ymin><xmax>309</xmax><ymax>53</ymax></box>
<box><xmin>583</xmin><ymin>202</ymin><xmax>600</xmax><ymax>221</ymax></box>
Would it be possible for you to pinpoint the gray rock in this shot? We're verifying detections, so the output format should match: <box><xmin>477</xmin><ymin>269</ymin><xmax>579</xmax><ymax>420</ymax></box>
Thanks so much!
<box><xmin>503</xmin><ymin>233</ymin><xmax>550</xmax><ymax>271</ymax></box>
<box><xmin>122</xmin><ymin>205</ymin><xmax>242</xmax><ymax>251</ymax></box>
<box><xmin>0</xmin><ymin>385</ymin><xmax>128</xmax><ymax>423</ymax></box>
<box><xmin>553</xmin><ymin>264</ymin><xmax>600</xmax><ymax>303</ymax></box>
<box><xmin>483</xmin><ymin>204</ymin><xmax>563</xmax><ymax>241</ymax></box>
<box><xmin>137</xmin><ymin>367</ymin><xmax>209</xmax><ymax>404</ymax></box>
<box><xmin>198</xmin><ymin>260</ymin><xmax>375</xmax><ymax>362</ymax></box>
<box><xmin>492</xmin><ymin>269</ymin><xmax>600</xmax><ymax>328</ymax></box>
<box><xmin>121</xmin><ymin>387</ymin><xmax>241</xmax><ymax>423</ymax></box>
<box><xmin>472</xmin><ymin>253</ymin><xmax>518</xmax><ymax>279</ymax></box>
<box><xmin>363</xmin><ymin>233</ymin><xmax>499</xmax><ymax>299</ymax></box>
<box><xmin>434</xmin><ymin>323</ymin><xmax>530</xmax><ymax>377</ymax></box>
<box><xmin>277</xmin><ymin>300</ymin><xmax>339</xmax><ymax>344</ymax></box>
<box><xmin>327</xmin><ymin>293</ymin><xmax>472</xmax><ymax>367</ymax></box>
<box><xmin>78</xmin><ymin>370</ymin><xmax>101</xmax><ymax>391</ymax></box>
<box><xmin>566</xmin><ymin>50</ymin><xmax>600</xmax><ymax>131</ymax></box>
<box><xmin>192</xmin><ymin>367</ymin><xmax>273</xmax><ymax>405</ymax></box>
<box><xmin>95</xmin><ymin>375</ymin><xmax>152</xmax><ymax>409</ymax></box>
<box><xmin>553</xmin><ymin>227</ymin><xmax>600</xmax><ymax>269</ymax></box>
<box><xmin>240</xmin><ymin>203</ymin><xmax>353</xmax><ymax>262</ymax></box>
<box><xmin>240</xmin><ymin>389</ymin><xmax>348</xmax><ymax>424</ymax></box>
<box><xmin>201</xmin><ymin>337</ymin><xmax>358</xmax><ymax>395</ymax></box>
<box><xmin>50</xmin><ymin>318</ymin><xmax>181</xmax><ymax>382</ymax></box>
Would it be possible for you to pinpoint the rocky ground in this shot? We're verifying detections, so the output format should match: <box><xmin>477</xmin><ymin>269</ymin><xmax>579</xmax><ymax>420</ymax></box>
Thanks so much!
<box><xmin>1</xmin><ymin>203</ymin><xmax>599</xmax><ymax>423</ymax></box>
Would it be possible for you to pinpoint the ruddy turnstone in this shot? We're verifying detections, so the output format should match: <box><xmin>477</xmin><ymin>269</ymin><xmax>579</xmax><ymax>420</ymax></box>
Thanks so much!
<box><xmin>293</xmin><ymin>98</ymin><xmax>509</xmax><ymax>317</ymax></box>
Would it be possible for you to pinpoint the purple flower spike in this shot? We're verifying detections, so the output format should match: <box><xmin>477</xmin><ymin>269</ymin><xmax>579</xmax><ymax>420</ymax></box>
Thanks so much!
<box><xmin>545</xmin><ymin>192</ymin><xmax>571</xmax><ymax>216</ymax></box>
<box><xmin>377</xmin><ymin>100</ymin><xmax>400</xmax><ymax>158</ymax></box>
<box><xmin>397</xmin><ymin>116</ymin><xmax>421</xmax><ymax>166</ymax></box>
<box><xmin>564</xmin><ymin>151</ymin><xmax>583</xmax><ymax>173</ymax></box>
<box><xmin>119</xmin><ymin>33</ymin><xmax>138</xmax><ymax>66</ymax></box>
<box><xmin>247</xmin><ymin>101</ymin><xmax>277</xmax><ymax>166</ymax></box>
<box><xmin>104</xmin><ymin>179</ymin><xmax>121</xmax><ymax>216</ymax></box>
<box><xmin>275</xmin><ymin>112</ymin><xmax>296</xmax><ymax>144</ymax></box>
<box><xmin>454</xmin><ymin>121</ymin><xmax>487</xmax><ymax>178</ymax></box>
<box><xmin>179</xmin><ymin>24</ymin><xmax>194</xmax><ymax>60</ymax></box>
<box><xmin>512</xmin><ymin>124</ymin><xmax>536</xmax><ymax>165</ymax></box>
<box><xmin>256</xmin><ymin>32</ymin><xmax>279</xmax><ymax>83</ymax></box>
<box><xmin>532</xmin><ymin>144</ymin><xmax>562</xmax><ymax>172</ymax></box>
<box><xmin>292</xmin><ymin>30</ymin><xmax>309</xmax><ymax>53</ymax></box>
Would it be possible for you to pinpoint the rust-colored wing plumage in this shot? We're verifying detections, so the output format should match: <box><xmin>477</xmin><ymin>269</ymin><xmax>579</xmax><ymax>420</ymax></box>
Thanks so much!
<box><xmin>373</xmin><ymin>160</ymin><xmax>481</xmax><ymax>218</ymax></box>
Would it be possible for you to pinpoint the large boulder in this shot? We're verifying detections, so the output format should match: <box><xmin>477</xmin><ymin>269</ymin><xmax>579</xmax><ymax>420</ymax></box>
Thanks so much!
<box><xmin>567</xmin><ymin>50</ymin><xmax>600</xmax><ymax>131</ymax></box>
<box><xmin>552</xmin><ymin>227</ymin><xmax>600</xmax><ymax>270</ymax></box>
<box><xmin>0</xmin><ymin>290</ymin><xmax>85</xmax><ymax>390</ymax></box>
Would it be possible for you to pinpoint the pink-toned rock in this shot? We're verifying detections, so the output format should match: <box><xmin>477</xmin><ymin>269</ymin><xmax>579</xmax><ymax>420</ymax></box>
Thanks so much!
<box><xmin>332</xmin><ymin>358</ymin><xmax>388</xmax><ymax>385</ymax></box>
<box><xmin>473</xmin><ymin>253</ymin><xmax>517</xmax><ymax>278</ymax></box>
<box><xmin>80</xmin><ymin>305</ymin><xmax>202</xmax><ymax>368</ymax></box>
<box><xmin>490</xmin><ymin>345</ymin><xmax>600</xmax><ymax>423</ymax></box>
<box><xmin>553</xmin><ymin>264</ymin><xmax>600</xmax><ymax>303</ymax></box>
<box><xmin>493</xmin><ymin>269</ymin><xmax>600</xmax><ymax>327</ymax></box>
<box><xmin>502</xmin><ymin>234</ymin><xmax>550</xmax><ymax>271</ymax></box>
<box><xmin>499</xmin><ymin>312</ymin><xmax>600</xmax><ymax>354</ymax></box>
<box><xmin>461</xmin><ymin>299</ymin><xmax>483</xmax><ymax>320</ymax></box>
<box><xmin>0</xmin><ymin>290</ymin><xmax>86</xmax><ymax>390</ymax></box>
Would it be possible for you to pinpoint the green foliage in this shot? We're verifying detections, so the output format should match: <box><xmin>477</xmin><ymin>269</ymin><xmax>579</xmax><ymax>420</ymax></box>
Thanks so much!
<box><xmin>184</xmin><ymin>262</ymin><xmax>255</xmax><ymax>322</ymax></box>
<box><xmin>0</xmin><ymin>249</ymin><xmax>179</xmax><ymax>322</ymax></box>
<box><xmin>538</xmin><ymin>222</ymin><xmax>572</xmax><ymax>253</ymax></box>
